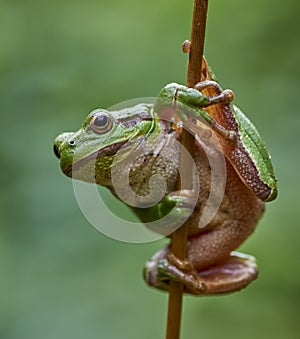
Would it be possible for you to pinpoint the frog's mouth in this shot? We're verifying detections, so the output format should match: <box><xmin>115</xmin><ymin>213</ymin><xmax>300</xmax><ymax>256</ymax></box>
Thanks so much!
<box><xmin>63</xmin><ymin>140</ymin><xmax>128</xmax><ymax>177</ymax></box>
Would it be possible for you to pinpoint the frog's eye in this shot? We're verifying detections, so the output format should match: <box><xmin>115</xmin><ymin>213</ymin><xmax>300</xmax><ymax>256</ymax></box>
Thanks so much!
<box><xmin>89</xmin><ymin>112</ymin><xmax>113</xmax><ymax>134</ymax></box>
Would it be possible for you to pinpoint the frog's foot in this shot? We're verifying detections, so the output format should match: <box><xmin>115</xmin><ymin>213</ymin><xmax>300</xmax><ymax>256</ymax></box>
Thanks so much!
<box><xmin>167</xmin><ymin>189</ymin><xmax>197</xmax><ymax>208</ymax></box>
<box><xmin>193</xmin><ymin>80</ymin><xmax>237</xmax><ymax>142</ymax></box>
<box><xmin>144</xmin><ymin>249</ymin><xmax>258</xmax><ymax>295</ymax></box>
<box><xmin>134</xmin><ymin>189</ymin><xmax>198</xmax><ymax>236</ymax></box>
<box><xmin>141</xmin><ymin>189</ymin><xmax>198</xmax><ymax>236</ymax></box>
<box><xmin>194</xmin><ymin>80</ymin><xmax>234</xmax><ymax>106</ymax></box>
<box><xmin>144</xmin><ymin>247</ymin><xmax>206</xmax><ymax>295</ymax></box>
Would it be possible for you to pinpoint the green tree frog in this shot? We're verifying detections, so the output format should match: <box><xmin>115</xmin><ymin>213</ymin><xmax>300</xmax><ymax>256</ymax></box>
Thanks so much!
<box><xmin>54</xmin><ymin>68</ymin><xmax>277</xmax><ymax>295</ymax></box>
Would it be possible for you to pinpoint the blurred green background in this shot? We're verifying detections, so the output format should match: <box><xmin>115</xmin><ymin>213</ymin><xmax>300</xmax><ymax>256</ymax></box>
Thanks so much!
<box><xmin>1</xmin><ymin>0</ymin><xmax>299</xmax><ymax>338</ymax></box>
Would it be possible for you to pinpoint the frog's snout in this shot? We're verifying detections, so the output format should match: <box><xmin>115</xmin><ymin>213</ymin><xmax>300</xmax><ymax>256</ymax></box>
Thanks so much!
<box><xmin>54</xmin><ymin>132</ymin><xmax>74</xmax><ymax>159</ymax></box>
<box><xmin>53</xmin><ymin>144</ymin><xmax>60</xmax><ymax>159</ymax></box>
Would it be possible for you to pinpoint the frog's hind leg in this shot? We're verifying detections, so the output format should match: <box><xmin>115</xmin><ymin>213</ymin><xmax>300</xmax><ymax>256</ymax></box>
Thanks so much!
<box><xmin>144</xmin><ymin>248</ymin><xmax>258</xmax><ymax>295</ymax></box>
<box><xmin>196</xmin><ymin>251</ymin><xmax>258</xmax><ymax>294</ymax></box>
<box><xmin>144</xmin><ymin>218</ymin><xmax>259</xmax><ymax>295</ymax></box>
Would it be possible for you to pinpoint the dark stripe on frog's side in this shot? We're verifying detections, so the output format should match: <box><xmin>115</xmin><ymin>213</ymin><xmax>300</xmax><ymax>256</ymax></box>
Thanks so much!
<box><xmin>205</xmin><ymin>103</ymin><xmax>273</xmax><ymax>201</ymax></box>
<box><xmin>116</xmin><ymin>110</ymin><xmax>153</xmax><ymax>129</ymax></box>
<box><xmin>70</xmin><ymin>140</ymin><xmax>128</xmax><ymax>174</ymax></box>
<box><xmin>115</xmin><ymin>107</ymin><xmax>174</xmax><ymax>137</ymax></box>
<box><xmin>232</xmin><ymin>105</ymin><xmax>277</xmax><ymax>201</ymax></box>
<box><xmin>220</xmin><ymin>105</ymin><xmax>273</xmax><ymax>201</ymax></box>
<box><xmin>227</xmin><ymin>139</ymin><xmax>272</xmax><ymax>201</ymax></box>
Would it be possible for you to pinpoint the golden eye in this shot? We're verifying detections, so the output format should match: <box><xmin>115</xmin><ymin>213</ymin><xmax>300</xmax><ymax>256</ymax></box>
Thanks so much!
<box><xmin>89</xmin><ymin>112</ymin><xmax>113</xmax><ymax>134</ymax></box>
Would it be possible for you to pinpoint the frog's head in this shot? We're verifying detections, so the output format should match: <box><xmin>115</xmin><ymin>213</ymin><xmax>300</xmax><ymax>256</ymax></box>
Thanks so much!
<box><xmin>54</xmin><ymin>104</ymin><xmax>154</xmax><ymax>187</ymax></box>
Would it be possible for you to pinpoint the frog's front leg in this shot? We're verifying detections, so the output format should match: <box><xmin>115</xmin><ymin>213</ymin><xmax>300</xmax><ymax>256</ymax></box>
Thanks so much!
<box><xmin>158</xmin><ymin>82</ymin><xmax>236</xmax><ymax>142</ymax></box>
<box><xmin>180</xmin><ymin>82</ymin><xmax>237</xmax><ymax>142</ymax></box>
<box><xmin>132</xmin><ymin>189</ymin><xmax>197</xmax><ymax>235</ymax></box>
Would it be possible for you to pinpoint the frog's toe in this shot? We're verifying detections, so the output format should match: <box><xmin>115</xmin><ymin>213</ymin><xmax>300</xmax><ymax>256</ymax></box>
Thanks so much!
<box><xmin>157</xmin><ymin>258</ymin><xmax>206</xmax><ymax>294</ymax></box>
<box><xmin>143</xmin><ymin>249</ymin><xmax>206</xmax><ymax>295</ymax></box>
<box><xmin>143</xmin><ymin>246</ymin><xmax>170</xmax><ymax>291</ymax></box>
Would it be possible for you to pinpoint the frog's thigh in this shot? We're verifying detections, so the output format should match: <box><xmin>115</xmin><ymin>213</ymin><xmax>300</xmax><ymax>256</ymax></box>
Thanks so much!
<box><xmin>188</xmin><ymin>220</ymin><xmax>256</xmax><ymax>270</ymax></box>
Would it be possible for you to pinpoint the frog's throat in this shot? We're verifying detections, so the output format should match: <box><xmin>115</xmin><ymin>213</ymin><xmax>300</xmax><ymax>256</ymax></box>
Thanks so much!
<box><xmin>67</xmin><ymin>140</ymin><xmax>128</xmax><ymax>176</ymax></box>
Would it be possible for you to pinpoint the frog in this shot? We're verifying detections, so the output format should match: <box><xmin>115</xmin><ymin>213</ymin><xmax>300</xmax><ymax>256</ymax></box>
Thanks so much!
<box><xmin>54</xmin><ymin>71</ymin><xmax>277</xmax><ymax>295</ymax></box>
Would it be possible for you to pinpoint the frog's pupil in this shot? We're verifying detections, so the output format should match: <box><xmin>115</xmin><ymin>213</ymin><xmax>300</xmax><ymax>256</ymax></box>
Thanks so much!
<box><xmin>94</xmin><ymin>115</ymin><xmax>107</xmax><ymax>127</ymax></box>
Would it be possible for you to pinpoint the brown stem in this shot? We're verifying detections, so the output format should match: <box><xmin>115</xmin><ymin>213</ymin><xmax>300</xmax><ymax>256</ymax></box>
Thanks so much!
<box><xmin>166</xmin><ymin>1</ymin><xmax>209</xmax><ymax>339</ymax></box>
<box><xmin>187</xmin><ymin>0</ymin><xmax>209</xmax><ymax>87</ymax></box>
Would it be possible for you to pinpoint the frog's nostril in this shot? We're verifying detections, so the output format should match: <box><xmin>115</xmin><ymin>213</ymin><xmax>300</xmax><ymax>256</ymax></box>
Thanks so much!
<box><xmin>68</xmin><ymin>139</ymin><xmax>76</xmax><ymax>146</ymax></box>
<box><xmin>53</xmin><ymin>144</ymin><xmax>60</xmax><ymax>159</ymax></box>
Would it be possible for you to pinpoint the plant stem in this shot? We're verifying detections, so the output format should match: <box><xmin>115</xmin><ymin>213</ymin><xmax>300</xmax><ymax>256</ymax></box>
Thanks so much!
<box><xmin>187</xmin><ymin>0</ymin><xmax>209</xmax><ymax>87</ymax></box>
<box><xmin>165</xmin><ymin>1</ymin><xmax>209</xmax><ymax>339</ymax></box>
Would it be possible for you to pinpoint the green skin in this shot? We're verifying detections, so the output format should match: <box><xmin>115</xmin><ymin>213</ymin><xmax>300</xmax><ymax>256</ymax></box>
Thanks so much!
<box><xmin>54</xmin><ymin>81</ymin><xmax>277</xmax><ymax>295</ymax></box>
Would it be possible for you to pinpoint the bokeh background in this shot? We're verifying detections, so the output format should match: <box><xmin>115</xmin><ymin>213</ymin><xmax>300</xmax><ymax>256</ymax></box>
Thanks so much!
<box><xmin>1</xmin><ymin>0</ymin><xmax>299</xmax><ymax>338</ymax></box>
